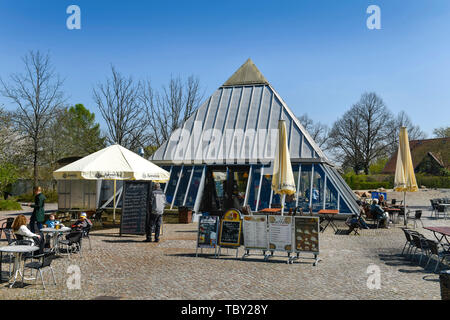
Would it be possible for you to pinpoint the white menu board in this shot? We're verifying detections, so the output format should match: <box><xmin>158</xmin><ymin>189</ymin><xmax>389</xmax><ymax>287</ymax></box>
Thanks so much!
<box><xmin>268</xmin><ymin>215</ymin><xmax>292</xmax><ymax>252</ymax></box>
<box><xmin>243</xmin><ymin>215</ymin><xmax>268</xmax><ymax>250</ymax></box>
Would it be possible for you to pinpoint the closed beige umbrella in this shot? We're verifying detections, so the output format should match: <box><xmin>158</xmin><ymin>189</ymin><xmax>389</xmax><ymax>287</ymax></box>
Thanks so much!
<box><xmin>272</xmin><ymin>120</ymin><xmax>296</xmax><ymax>215</ymax></box>
<box><xmin>394</xmin><ymin>127</ymin><xmax>418</xmax><ymax>225</ymax></box>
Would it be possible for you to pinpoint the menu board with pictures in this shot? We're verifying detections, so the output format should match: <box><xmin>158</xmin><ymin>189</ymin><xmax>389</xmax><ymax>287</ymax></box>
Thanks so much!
<box><xmin>268</xmin><ymin>215</ymin><xmax>292</xmax><ymax>252</ymax></box>
<box><xmin>219</xmin><ymin>220</ymin><xmax>242</xmax><ymax>247</ymax></box>
<box><xmin>243</xmin><ymin>215</ymin><xmax>268</xmax><ymax>250</ymax></box>
<box><xmin>120</xmin><ymin>181</ymin><xmax>151</xmax><ymax>236</ymax></box>
<box><xmin>197</xmin><ymin>216</ymin><xmax>220</xmax><ymax>248</ymax></box>
<box><xmin>294</xmin><ymin>216</ymin><xmax>319</xmax><ymax>253</ymax></box>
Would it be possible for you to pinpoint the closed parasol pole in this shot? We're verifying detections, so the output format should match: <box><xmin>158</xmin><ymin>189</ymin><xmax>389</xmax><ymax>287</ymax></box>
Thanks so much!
<box><xmin>271</xmin><ymin>120</ymin><xmax>296</xmax><ymax>216</ymax></box>
<box><xmin>113</xmin><ymin>179</ymin><xmax>116</xmax><ymax>223</ymax></box>
<box><xmin>393</xmin><ymin>127</ymin><xmax>418</xmax><ymax>226</ymax></box>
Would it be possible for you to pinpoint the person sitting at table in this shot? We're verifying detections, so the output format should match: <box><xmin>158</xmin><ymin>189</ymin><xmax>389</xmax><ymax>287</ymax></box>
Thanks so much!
<box><xmin>11</xmin><ymin>214</ymin><xmax>44</xmax><ymax>253</ymax></box>
<box><xmin>355</xmin><ymin>201</ymin><xmax>370</xmax><ymax>229</ymax></box>
<box><xmin>43</xmin><ymin>214</ymin><xmax>61</xmax><ymax>228</ymax></box>
<box><xmin>370</xmin><ymin>199</ymin><xmax>389</xmax><ymax>228</ymax></box>
<box><xmin>43</xmin><ymin>214</ymin><xmax>64</xmax><ymax>248</ymax></box>
<box><xmin>62</xmin><ymin>212</ymin><xmax>92</xmax><ymax>250</ymax></box>
<box><xmin>378</xmin><ymin>194</ymin><xmax>387</xmax><ymax>208</ymax></box>
<box><xmin>71</xmin><ymin>212</ymin><xmax>92</xmax><ymax>231</ymax></box>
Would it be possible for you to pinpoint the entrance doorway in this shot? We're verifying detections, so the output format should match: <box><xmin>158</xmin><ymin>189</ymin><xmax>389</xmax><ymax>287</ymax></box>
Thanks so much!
<box><xmin>201</xmin><ymin>166</ymin><xmax>249</xmax><ymax>215</ymax></box>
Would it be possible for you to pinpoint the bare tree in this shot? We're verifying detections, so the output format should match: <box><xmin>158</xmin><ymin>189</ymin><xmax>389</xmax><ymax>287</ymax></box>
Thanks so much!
<box><xmin>328</xmin><ymin>108</ymin><xmax>366</xmax><ymax>173</ymax></box>
<box><xmin>0</xmin><ymin>51</ymin><xmax>65</xmax><ymax>188</ymax></box>
<box><xmin>297</xmin><ymin>113</ymin><xmax>330</xmax><ymax>150</ymax></box>
<box><xmin>141</xmin><ymin>75</ymin><xmax>203</xmax><ymax>152</ymax></box>
<box><xmin>433</xmin><ymin>126</ymin><xmax>450</xmax><ymax>138</ymax></box>
<box><xmin>0</xmin><ymin>107</ymin><xmax>9</xmax><ymax>159</ymax></box>
<box><xmin>93</xmin><ymin>66</ymin><xmax>150</xmax><ymax>151</ymax></box>
<box><xmin>386</xmin><ymin>110</ymin><xmax>427</xmax><ymax>155</ymax></box>
<box><xmin>328</xmin><ymin>92</ymin><xmax>395</xmax><ymax>174</ymax></box>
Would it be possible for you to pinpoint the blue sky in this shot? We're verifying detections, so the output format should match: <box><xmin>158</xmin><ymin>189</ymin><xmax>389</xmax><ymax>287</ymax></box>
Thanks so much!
<box><xmin>0</xmin><ymin>0</ymin><xmax>449</xmax><ymax>137</ymax></box>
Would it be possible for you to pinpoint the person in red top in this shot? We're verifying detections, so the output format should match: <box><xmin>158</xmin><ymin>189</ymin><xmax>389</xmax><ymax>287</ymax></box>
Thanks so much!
<box><xmin>63</xmin><ymin>212</ymin><xmax>92</xmax><ymax>248</ymax></box>
<box><xmin>71</xmin><ymin>212</ymin><xmax>92</xmax><ymax>231</ymax></box>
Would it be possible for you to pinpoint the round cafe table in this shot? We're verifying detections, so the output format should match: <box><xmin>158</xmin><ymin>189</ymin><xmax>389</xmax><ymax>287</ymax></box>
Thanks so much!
<box><xmin>40</xmin><ymin>227</ymin><xmax>71</xmax><ymax>254</ymax></box>
<box><xmin>0</xmin><ymin>245</ymin><xmax>39</xmax><ymax>288</ymax></box>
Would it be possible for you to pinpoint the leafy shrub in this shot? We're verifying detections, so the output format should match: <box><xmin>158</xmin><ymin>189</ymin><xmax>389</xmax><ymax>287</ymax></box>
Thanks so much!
<box><xmin>343</xmin><ymin>173</ymin><xmax>393</xmax><ymax>190</ymax></box>
<box><xmin>17</xmin><ymin>190</ymin><xmax>58</xmax><ymax>203</ymax></box>
<box><xmin>343</xmin><ymin>172</ymin><xmax>450</xmax><ymax>189</ymax></box>
<box><xmin>0</xmin><ymin>200</ymin><xmax>22</xmax><ymax>211</ymax></box>
<box><xmin>416</xmin><ymin>174</ymin><xmax>450</xmax><ymax>188</ymax></box>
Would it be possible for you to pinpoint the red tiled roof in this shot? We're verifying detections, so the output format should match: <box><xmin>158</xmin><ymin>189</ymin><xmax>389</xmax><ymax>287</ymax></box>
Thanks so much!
<box><xmin>382</xmin><ymin>137</ymin><xmax>450</xmax><ymax>174</ymax></box>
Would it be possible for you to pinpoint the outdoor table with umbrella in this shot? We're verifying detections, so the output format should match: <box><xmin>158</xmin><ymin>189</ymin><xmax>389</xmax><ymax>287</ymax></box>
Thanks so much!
<box><xmin>394</xmin><ymin>127</ymin><xmax>418</xmax><ymax>226</ymax></box>
<box><xmin>53</xmin><ymin>144</ymin><xmax>170</xmax><ymax>224</ymax></box>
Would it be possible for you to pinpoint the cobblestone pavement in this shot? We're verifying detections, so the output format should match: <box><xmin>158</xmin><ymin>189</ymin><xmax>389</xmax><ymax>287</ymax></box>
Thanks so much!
<box><xmin>1</xmin><ymin>208</ymin><xmax>449</xmax><ymax>300</ymax></box>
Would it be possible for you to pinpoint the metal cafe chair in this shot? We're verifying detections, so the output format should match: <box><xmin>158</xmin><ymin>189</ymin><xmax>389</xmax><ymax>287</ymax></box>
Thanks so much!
<box><xmin>436</xmin><ymin>204</ymin><xmax>446</xmax><ymax>220</ymax></box>
<box><xmin>23</xmin><ymin>251</ymin><xmax>57</xmax><ymax>289</ymax></box>
<box><xmin>401</xmin><ymin>228</ymin><xmax>417</xmax><ymax>257</ymax></box>
<box><xmin>425</xmin><ymin>239</ymin><xmax>450</xmax><ymax>273</ymax></box>
<box><xmin>407</xmin><ymin>210</ymin><xmax>424</xmax><ymax>228</ymax></box>
<box><xmin>410</xmin><ymin>233</ymin><xmax>431</xmax><ymax>265</ymax></box>
<box><xmin>430</xmin><ymin>199</ymin><xmax>439</xmax><ymax>218</ymax></box>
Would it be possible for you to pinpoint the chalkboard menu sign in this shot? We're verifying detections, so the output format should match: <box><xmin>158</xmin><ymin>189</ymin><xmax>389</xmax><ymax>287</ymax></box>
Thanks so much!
<box><xmin>197</xmin><ymin>216</ymin><xmax>220</xmax><ymax>248</ymax></box>
<box><xmin>120</xmin><ymin>181</ymin><xmax>151</xmax><ymax>236</ymax></box>
<box><xmin>243</xmin><ymin>215</ymin><xmax>268</xmax><ymax>250</ymax></box>
<box><xmin>268</xmin><ymin>215</ymin><xmax>292</xmax><ymax>252</ymax></box>
<box><xmin>294</xmin><ymin>216</ymin><xmax>319</xmax><ymax>253</ymax></box>
<box><xmin>219</xmin><ymin>220</ymin><xmax>242</xmax><ymax>247</ymax></box>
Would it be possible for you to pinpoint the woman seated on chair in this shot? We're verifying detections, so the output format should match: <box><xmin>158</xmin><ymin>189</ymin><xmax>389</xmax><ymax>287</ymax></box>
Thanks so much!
<box><xmin>11</xmin><ymin>214</ymin><xmax>44</xmax><ymax>252</ymax></box>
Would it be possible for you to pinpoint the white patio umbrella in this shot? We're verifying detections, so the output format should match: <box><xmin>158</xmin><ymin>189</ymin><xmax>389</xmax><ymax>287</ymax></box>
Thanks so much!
<box><xmin>271</xmin><ymin>120</ymin><xmax>296</xmax><ymax>215</ymax></box>
<box><xmin>393</xmin><ymin>127</ymin><xmax>418</xmax><ymax>226</ymax></box>
<box><xmin>53</xmin><ymin>144</ymin><xmax>170</xmax><ymax>221</ymax></box>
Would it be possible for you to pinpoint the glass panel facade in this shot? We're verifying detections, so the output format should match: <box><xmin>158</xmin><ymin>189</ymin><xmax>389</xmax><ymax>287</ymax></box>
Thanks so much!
<box><xmin>298</xmin><ymin>164</ymin><xmax>312</xmax><ymax>212</ymax></box>
<box><xmin>165</xmin><ymin>166</ymin><xmax>182</xmax><ymax>205</ymax></box>
<box><xmin>311</xmin><ymin>164</ymin><xmax>325</xmax><ymax>212</ymax></box>
<box><xmin>325</xmin><ymin>176</ymin><xmax>339</xmax><ymax>210</ymax></box>
<box><xmin>173</xmin><ymin>166</ymin><xmax>193</xmax><ymax>208</ymax></box>
<box><xmin>247</xmin><ymin>166</ymin><xmax>262</xmax><ymax>211</ymax></box>
<box><xmin>230</xmin><ymin>169</ymin><xmax>249</xmax><ymax>209</ymax></box>
<box><xmin>285</xmin><ymin>164</ymin><xmax>299</xmax><ymax>211</ymax></box>
<box><xmin>340</xmin><ymin>197</ymin><xmax>352</xmax><ymax>213</ymax></box>
<box><xmin>160</xmin><ymin>166</ymin><xmax>171</xmax><ymax>191</ymax></box>
<box><xmin>212</xmin><ymin>169</ymin><xmax>227</xmax><ymax>210</ymax></box>
<box><xmin>258</xmin><ymin>169</ymin><xmax>272</xmax><ymax>210</ymax></box>
<box><xmin>184</xmin><ymin>166</ymin><xmax>204</xmax><ymax>208</ymax></box>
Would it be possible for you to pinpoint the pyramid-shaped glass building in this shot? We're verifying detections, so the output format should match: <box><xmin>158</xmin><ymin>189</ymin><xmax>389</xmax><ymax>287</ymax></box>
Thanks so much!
<box><xmin>151</xmin><ymin>59</ymin><xmax>358</xmax><ymax>220</ymax></box>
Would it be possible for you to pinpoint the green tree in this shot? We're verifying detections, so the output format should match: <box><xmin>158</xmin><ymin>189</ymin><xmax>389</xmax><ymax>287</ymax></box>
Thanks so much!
<box><xmin>41</xmin><ymin>104</ymin><xmax>105</xmax><ymax>190</ymax></box>
<box><xmin>0</xmin><ymin>162</ymin><xmax>18</xmax><ymax>197</ymax></box>
<box><xmin>61</xmin><ymin>104</ymin><xmax>106</xmax><ymax>155</ymax></box>
<box><xmin>369</xmin><ymin>157</ymin><xmax>389</xmax><ymax>174</ymax></box>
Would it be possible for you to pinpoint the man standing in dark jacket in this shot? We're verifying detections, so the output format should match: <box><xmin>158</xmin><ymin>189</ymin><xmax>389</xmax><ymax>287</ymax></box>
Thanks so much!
<box><xmin>29</xmin><ymin>186</ymin><xmax>46</xmax><ymax>233</ymax></box>
<box><xmin>144</xmin><ymin>183</ymin><xmax>166</xmax><ymax>242</ymax></box>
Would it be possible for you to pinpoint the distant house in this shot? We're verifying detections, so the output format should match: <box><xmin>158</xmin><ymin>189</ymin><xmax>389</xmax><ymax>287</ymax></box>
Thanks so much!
<box><xmin>382</xmin><ymin>137</ymin><xmax>450</xmax><ymax>175</ymax></box>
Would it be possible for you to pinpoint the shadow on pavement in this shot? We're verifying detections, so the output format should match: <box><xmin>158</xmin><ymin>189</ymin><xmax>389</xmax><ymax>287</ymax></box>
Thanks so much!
<box><xmin>102</xmin><ymin>239</ymin><xmax>144</xmax><ymax>243</ymax></box>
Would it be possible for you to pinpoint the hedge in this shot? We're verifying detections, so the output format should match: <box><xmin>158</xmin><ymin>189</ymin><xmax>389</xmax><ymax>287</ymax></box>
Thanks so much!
<box><xmin>17</xmin><ymin>190</ymin><xmax>58</xmax><ymax>203</ymax></box>
<box><xmin>0</xmin><ymin>200</ymin><xmax>22</xmax><ymax>211</ymax></box>
<box><xmin>343</xmin><ymin>173</ymin><xmax>450</xmax><ymax>190</ymax></box>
